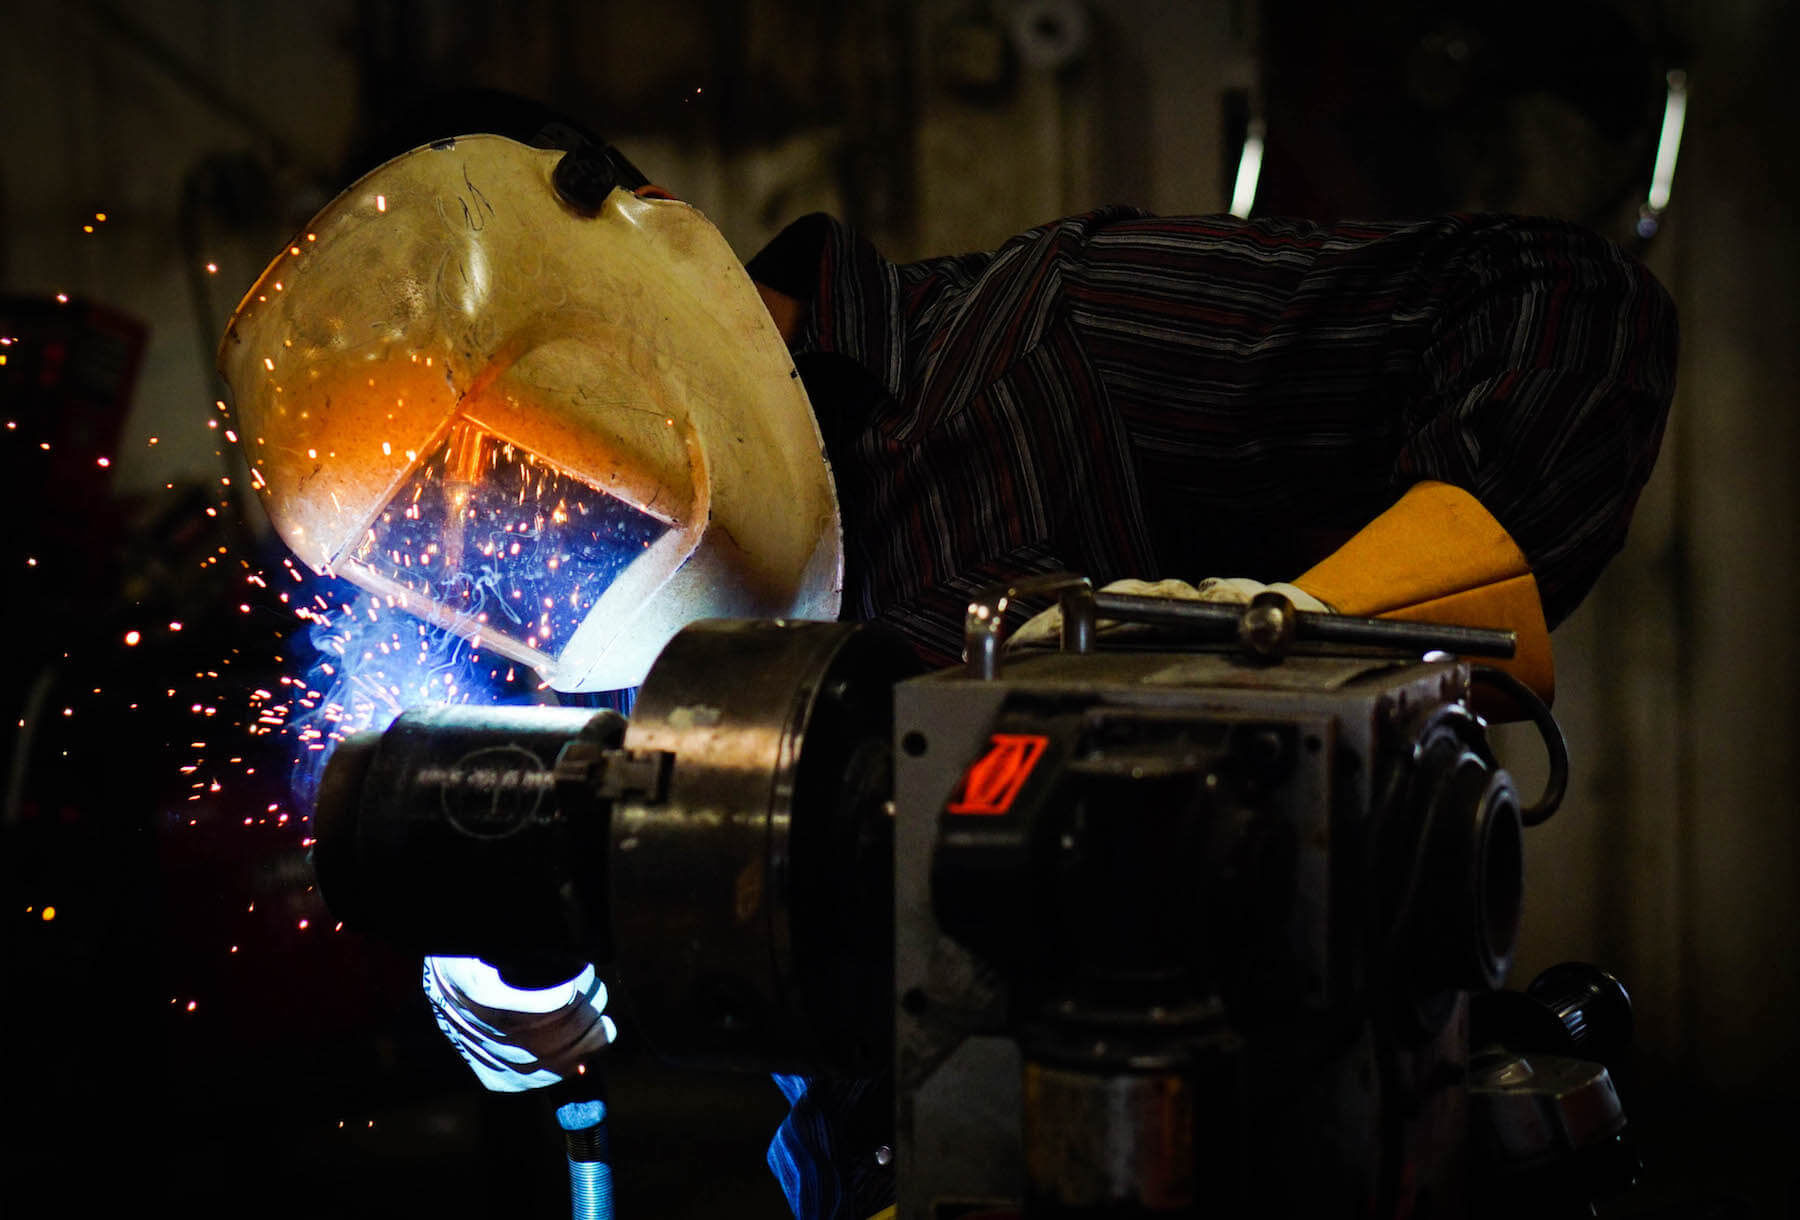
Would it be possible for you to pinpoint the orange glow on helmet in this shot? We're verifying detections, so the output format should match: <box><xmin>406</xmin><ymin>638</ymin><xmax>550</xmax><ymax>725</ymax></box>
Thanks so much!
<box><xmin>219</xmin><ymin>135</ymin><xmax>842</xmax><ymax>690</ymax></box>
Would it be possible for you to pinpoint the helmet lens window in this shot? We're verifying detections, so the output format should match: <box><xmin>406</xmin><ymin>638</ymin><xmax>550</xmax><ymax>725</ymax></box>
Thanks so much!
<box><xmin>349</xmin><ymin>421</ymin><xmax>669</xmax><ymax>660</ymax></box>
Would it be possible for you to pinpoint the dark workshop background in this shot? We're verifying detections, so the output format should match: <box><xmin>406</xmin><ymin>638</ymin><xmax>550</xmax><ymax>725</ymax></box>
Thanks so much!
<box><xmin>3</xmin><ymin>1</ymin><xmax>1796</xmax><ymax>1217</ymax></box>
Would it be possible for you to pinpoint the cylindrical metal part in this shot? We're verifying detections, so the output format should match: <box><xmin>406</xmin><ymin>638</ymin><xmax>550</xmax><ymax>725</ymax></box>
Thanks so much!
<box><xmin>1419</xmin><ymin>755</ymin><xmax>1522</xmax><ymax>994</ymax></box>
<box><xmin>558</xmin><ymin>1099</ymin><xmax>614</xmax><ymax>1220</ymax></box>
<box><xmin>1411</xmin><ymin>745</ymin><xmax>1523</xmax><ymax>996</ymax></box>
<box><xmin>1237</xmin><ymin>590</ymin><xmax>1298</xmax><ymax>657</ymax></box>
<box><xmin>310</xmin><ymin>704</ymin><xmax>621</xmax><ymax>960</ymax></box>
<box><xmin>610</xmin><ymin>619</ymin><xmax>920</xmax><ymax>1071</ymax></box>
<box><xmin>1021</xmin><ymin>1004</ymin><xmax>1241</xmax><ymax>1217</ymax></box>
<box><xmin>1525</xmin><ymin>963</ymin><xmax>1634</xmax><ymax>1066</ymax></box>
<box><xmin>1089</xmin><ymin>591</ymin><xmax>1517</xmax><ymax>658</ymax></box>
<box><xmin>966</xmin><ymin>574</ymin><xmax>1096</xmax><ymax>679</ymax></box>
<box><xmin>1023</xmin><ymin>1060</ymin><xmax>1196</xmax><ymax>1214</ymax></box>
<box><xmin>566</xmin><ymin>1161</ymin><xmax>613</xmax><ymax>1220</ymax></box>
<box><xmin>1380</xmin><ymin>705</ymin><xmax>1524</xmax><ymax>1040</ymax></box>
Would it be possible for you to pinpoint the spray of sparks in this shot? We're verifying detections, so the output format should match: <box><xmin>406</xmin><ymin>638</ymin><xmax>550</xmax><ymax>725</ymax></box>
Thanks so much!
<box><xmin>7</xmin><ymin>219</ymin><xmax>615</xmax><ymax>1137</ymax></box>
<box><xmin>16</xmin><ymin>216</ymin><xmax>646</xmax><ymax>1137</ymax></box>
<box><xmin>281</xmin><ymin>580</ymin><xmax>534</xmax><ymax>814</ymax></box>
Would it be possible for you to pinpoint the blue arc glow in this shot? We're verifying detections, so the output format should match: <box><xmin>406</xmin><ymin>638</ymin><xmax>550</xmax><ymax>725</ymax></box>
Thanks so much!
<box><xmin>285</xmin><ymin>581</ymin><xmax>537</xmax><ymax>817</ymax></box>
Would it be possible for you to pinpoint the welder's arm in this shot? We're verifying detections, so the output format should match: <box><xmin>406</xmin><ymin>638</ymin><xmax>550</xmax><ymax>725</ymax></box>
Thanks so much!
<box><xmin>1289</xmin><ymin>479</ymin><xmax>1554</xmax><ymax>703</ymax></box>
<box><xmin>423</xmin><ymin>957</ymin><xmax>616</xmax><ymax>1093</ymax></box>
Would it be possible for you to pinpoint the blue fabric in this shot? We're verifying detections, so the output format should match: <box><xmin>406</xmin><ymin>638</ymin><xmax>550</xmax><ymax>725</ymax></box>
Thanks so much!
<box><xmin>765</xmin><ymin>1074</ymin><xmax>894</xmax><ymax>1220</ymax></box>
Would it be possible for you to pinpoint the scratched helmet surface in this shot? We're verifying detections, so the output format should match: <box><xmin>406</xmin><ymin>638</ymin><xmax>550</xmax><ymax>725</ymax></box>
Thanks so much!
<box><xmin>218</xmin><ymin>134</ymin><xmax>842</xmax><ymax>691</ymax></box>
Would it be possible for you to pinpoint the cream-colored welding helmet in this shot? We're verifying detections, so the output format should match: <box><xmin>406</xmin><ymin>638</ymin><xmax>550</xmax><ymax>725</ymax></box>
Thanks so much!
<box><xmin>218</xmin><ymin>134</ymin><xmax>842</xmax><ymax>691</ymax></box>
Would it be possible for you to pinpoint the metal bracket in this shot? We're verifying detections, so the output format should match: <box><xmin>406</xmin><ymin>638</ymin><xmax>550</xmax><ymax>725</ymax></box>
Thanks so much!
<box><xmin>964</xmin><ymin>573</ymin><xmax>1097</xmax><ymax>680</ymax></box>
<box><xmin>554</xmin><ymin>740</ymin><xmax>674</xmax><ymax>807</ymax></box>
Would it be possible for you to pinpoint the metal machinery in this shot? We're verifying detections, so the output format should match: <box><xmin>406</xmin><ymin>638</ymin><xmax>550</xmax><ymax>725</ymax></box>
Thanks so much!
<box><xmin>311</xmin><ymin>578</ymin><xmax>1633</xmax><ymax>1217</ymax></box>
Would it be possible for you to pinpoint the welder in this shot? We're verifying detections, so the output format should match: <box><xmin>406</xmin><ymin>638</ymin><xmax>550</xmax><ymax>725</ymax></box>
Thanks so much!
<box><xmin>218</xmin><ymin>96</ymin><xmax>1676</xmax><ymax>1220</ymax></box>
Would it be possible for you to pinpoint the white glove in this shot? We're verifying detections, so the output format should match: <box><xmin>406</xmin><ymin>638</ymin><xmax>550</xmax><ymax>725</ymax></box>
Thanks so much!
<box><xmin>423</xmin><ymin>956</ymin><xmax>617</xmax><ymax>1093</ymax></box>
<box><xmin>1008</xmin><ymin>577</ymin><xmax>1333</xmax><ymax>648</ymax></box>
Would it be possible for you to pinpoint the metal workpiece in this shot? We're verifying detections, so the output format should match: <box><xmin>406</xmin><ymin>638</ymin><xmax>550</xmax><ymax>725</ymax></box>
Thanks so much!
<box><xmin>310</xmin><ymin>703</ymin><xmax>622</xmax><ymax>964</ymax></box>
<box><xmin>611</xmin><ymin>618</ymin><xmax>921</xmax><ymax>1072</ymax></box>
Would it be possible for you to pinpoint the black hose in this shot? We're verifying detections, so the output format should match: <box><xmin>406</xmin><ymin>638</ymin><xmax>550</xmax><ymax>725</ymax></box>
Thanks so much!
<box><xmin>1472</xmin><ymin>666</ymin><xmax>1569</xmax><ymax>826</ymax></box>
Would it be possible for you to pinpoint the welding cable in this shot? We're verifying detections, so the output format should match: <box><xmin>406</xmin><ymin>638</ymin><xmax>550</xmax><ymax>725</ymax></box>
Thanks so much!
<box><xmin>556</xmin><ymin>1099</ymin><xmax>614</xmax><ymax>1220</ymax></box>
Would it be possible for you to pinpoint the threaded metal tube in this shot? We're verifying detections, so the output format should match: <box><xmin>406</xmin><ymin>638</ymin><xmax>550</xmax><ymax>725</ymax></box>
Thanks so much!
<box><xmin>566</xmin><ymin>1158</ymin><xmax>613</xmax><ymax>1220</ymax></box>
<box><xmin>557</xmin><ymin>1099</ymin><xmax>613</xmax><ymax>1220</ymax></box>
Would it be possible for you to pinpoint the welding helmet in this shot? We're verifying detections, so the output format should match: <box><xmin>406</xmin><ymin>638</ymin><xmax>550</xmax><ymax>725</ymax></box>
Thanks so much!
<box><xmin>218</xmin><ymin>133</ymin><xmax>842</xmax><ymax>691</ymax></box>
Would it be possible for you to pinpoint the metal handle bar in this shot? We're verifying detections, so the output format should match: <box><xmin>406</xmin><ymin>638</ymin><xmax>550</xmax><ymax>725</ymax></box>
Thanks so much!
<box><xmin>964</xmin><ymin>576</ymin><xmax>1516</xmax><ymax>680</ymax></box>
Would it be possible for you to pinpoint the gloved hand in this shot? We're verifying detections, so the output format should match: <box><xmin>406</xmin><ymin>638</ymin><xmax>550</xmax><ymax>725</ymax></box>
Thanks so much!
<box><xmin>423</xmin><ymin>956</ymin><xmax>617</xmax><ymax>1093</ymax></box>
<box><xmin>1007</xmin><ymin>576</ymin><xmax>1332</xmax><ymax>648</ymax></box>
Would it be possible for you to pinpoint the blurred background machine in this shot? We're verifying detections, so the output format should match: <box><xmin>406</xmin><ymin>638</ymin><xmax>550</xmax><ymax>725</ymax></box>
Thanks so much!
<box><xmin>313</xmin><ymin>581</ymin><xmax>1634</xmax><ymax>1217</ymax></box>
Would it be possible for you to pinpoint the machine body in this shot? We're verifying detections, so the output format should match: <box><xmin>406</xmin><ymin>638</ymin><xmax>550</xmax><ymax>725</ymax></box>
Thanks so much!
<box><xmin>312</xmin><ymin>588</ymin><xmax>1590</xmax><ymax>1217</ymax></box>
<box><xmin>893</xmin><ymin>642</ymin><xmax>1519</xmax><ymax>1216</ymax></box>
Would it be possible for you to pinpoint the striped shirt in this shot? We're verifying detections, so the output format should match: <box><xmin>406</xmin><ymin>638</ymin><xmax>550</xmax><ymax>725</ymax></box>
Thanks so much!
<box><xmin>752</xmin><ymin>208</ymin><xmax>1677</xmax><ymax>666</ymax></box>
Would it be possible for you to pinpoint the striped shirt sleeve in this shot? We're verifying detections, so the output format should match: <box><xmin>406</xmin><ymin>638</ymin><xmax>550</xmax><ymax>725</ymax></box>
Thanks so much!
<box><xmin>1055</xmin><ymin>211</ymin><xmax>1677</xmax><ymax>626</ymax></box>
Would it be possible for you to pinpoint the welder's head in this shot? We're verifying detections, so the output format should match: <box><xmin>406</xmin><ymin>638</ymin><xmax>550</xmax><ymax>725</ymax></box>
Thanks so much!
<box><xmin>218</xmin><ymin>121</ymin><xmax>842</xmax><ymax>691</ymax></box>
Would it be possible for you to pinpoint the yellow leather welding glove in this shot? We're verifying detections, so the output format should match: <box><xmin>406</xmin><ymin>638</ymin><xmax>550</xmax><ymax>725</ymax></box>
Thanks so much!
<box><xmin>1289</xmin><ymin>480</ymin><xmax>1554</xmax><ymax>705</ymax></box>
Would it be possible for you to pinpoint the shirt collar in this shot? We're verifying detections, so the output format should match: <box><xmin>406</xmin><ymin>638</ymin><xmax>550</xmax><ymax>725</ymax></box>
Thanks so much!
<box><xmin>748</xmin><ymin>213</ymin><xmax>908</xmax><ymax>404</ymax></box>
